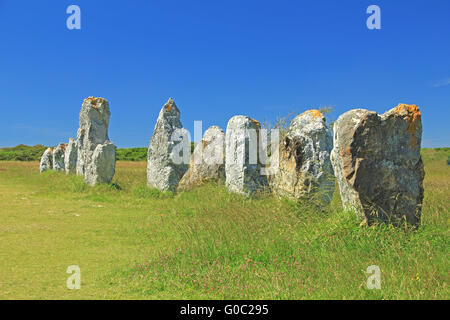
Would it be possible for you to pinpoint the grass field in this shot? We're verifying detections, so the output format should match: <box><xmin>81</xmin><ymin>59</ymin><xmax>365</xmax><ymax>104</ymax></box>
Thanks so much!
<box><xmin>0</xmin><ymin>149</ymin><xmax>448</xmax><ymax>299</ymax></box>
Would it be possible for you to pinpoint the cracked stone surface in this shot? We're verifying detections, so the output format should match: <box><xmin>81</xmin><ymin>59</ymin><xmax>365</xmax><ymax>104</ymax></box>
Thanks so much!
<box><xmin>147</xmin><ymin>98</ymin><xmax>189</xmax><ymax>192</ymax></box>
<box><xmin>225</xmin><ymin>115</ymin><xmax>268</xmax><ymax>196</ymax></box>
<box><xmin>39</xmin><ymin>148</ymin><xmax>53</xmax><ymax>173</ymax></box>
<box><xmin>269</xmin><ymin>110</ymin><xmax>335</xmax><ymax>205</ymax></box>
<box><xmin>76</xmin><ymin>97</ymin><xmax>116</xmax><ymax>185</ymax></box>
<box><xmin>52</xmin><ymin>143</ymin><xmax>66</xmax><ymax>172</ymax></box>
<box><xmin>330</xmin><ymin>104</ymin><xmax>425</xmax><ymax>226</ymax></box>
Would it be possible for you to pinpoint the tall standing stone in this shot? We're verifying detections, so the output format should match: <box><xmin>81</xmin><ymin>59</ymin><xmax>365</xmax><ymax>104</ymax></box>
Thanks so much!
<box><xmin>52</xmin><ymin>143</ymin><xmax>66</xmax><ymax>172</ymax></box>
<box><xmin>147</xmin><ymin>98</ymin><xmax>189</xmax><ymax>192</ymax></box>
<box><xmin>178</xmin><ymin>126</ymin><xmax>226</xmax><ymax>190</ymax></box>
<box><xmin>269</xmin><ymin>110</ymin><xmax>335</xmax><ymax>205</ymax></box>
<box><xmin>39</xmin><ymin>148</ymin><xmax>53</xmax><ymax>173</ymax></box>
<box><xmin>330</xmin><ymin>104</ymin><xmax>425</xmax><ymax>226</ymax></box>
<box><xmin>64</xmin><ymin>138</ymin><xmax>78</xmax><ymax>175</ymax></box>
<box><xmin>225</xmin><ymin>115</ymin><xmax>268</xmax><ymax>196</ymax></box>
<box><xmin>76</xmin><ymin>128</ymin><xmax>86</xmax><ymax>176</ymax></box>
<box><xmin>76</xmin><ymin>97</ymin><xmax>116</xmax><ymax>185</ymax></box>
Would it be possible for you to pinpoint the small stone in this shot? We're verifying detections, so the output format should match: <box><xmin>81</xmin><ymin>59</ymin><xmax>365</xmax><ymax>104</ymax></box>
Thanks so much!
<box><xmin>39</xmin><ymin>148</ymin><xmax>53</xmax><ymax>173</ymax></box>
<box><xmin>330</xmin><ymin>104</ymin><xmax>425</xmax><ymax>226</ymax></box>
<box><xmin>147</xmin><ymin>98</ymin><xmax>189</xmax><ymax>192</ymax></box>
<box><xmin>178</xmin><ymin>126</ymin><xmax>226</xmax><ymax>190</ymax></box>
<box><xmin>225</xmin><ymin>115</ymin><xmax>268</xmax><ymax>196</ymax></box>
<box><xmin>269</xmin><ymin>110</ymin><xmax>335</xmax><ymax>205</ymax></box>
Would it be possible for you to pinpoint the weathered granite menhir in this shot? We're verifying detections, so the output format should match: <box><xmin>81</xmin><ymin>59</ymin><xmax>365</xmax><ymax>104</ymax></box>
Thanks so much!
<box><xmin>75</xmin><ymin>97</ymin><xmax>116</xmax><ymax>186</ymax></box>
<box><xmin>330</xmin><ymin>104</ymin><xmax>425</xmax><ymax>226</ymax></box>
<box><xmin>64</xmin><ymin>138</ymin><xmax>78</xmax><ymax>175</ymax></box>
<box><xmin>225</xmin><ymin>115</ymin><xmax>268</xmax><ymax>196</ymax></box>
<box><xmin>269</xmin><ymin>110</ymin><xmax>335</xmax><ymax>205</ymax></box>
<box><xmin>178</xmin><ymin>126</ymin><xmax>226</xmax><ymax>191</ymax></box>
<box><xmin>147</xmin><ymin>98</ymin><xmax>189</xmax><ymax>192</ymax></box>
<box><xmin>52</xmin><ymin>143</ymin><xmax>66</xmax><ymax>172</ymax></box>
<box><xmin>39</xmin><ymin>148</ymin><xmax>53</xmax><ymax>173</ymax></box>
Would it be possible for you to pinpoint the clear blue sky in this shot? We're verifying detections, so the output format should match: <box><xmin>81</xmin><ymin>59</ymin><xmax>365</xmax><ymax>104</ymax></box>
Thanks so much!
<box><xmin>0</xmin><ymin>0</ymin><xmax>449</xmax><ymax>148</ymax></box>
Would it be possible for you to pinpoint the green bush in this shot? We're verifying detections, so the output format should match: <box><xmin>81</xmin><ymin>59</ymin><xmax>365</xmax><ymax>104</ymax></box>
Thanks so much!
<box><xmin>0</xmin><ymin>144</ymin><xmax>47</xmax><ymax>161</ymax></box>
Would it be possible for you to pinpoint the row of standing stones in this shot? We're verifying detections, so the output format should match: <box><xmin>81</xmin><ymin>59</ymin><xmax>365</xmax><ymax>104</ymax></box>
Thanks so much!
<box><xmin>40</xmin><ymin>97</ymin><xmax>424</xmax><ymax>227</ymax></box>
<box><xmin>39</xmin><ymin>97</ymin><xmax>116</xmax><ymax>186</ymax></box>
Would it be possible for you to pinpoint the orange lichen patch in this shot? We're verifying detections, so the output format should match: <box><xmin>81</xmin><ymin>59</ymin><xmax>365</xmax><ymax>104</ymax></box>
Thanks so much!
<box><xmin>84</xmin><ymin>97</ymin><xmax>106</xmax><ymax>110</ymax></box>
<box><xmin>46</xmin><ymin>148</ymin><xmax>53</xmax><ymax>155</ymax></box>
<box><xmin>305</xmin><ymin>109</ymin><xmax>323</xmax><ymax>121</ymax></box>
<box><xmin>59</xmin><ymin>143</ymin><xmax>66</xmax><ymax>153</ymax></box>
<box><xmin>202</xmin><ymin>139</ymin><xmax>209</xmax><ymax>149</ymax></box>
<box><xmin>167</xmin><ymin>104</ymin><xmax>173</xmax><ymax>112</ymax></box>
<box><xmin>69</xmin><ymin>137</ymin><xmax>74</xmax><ymax>142</ymax></box>
<box><xmin>394</xmin><ymin>104</ymin><xmax>421</xmax><ymax>148</ymax></box>
<box><xmin>249</xmin><ymin>118</ymin><xmax>261</xmax><ymax>127</ymax></box>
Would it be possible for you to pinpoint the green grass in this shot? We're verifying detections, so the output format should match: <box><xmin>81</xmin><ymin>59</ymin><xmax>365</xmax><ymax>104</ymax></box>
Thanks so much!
<box><xmin>0</xmin><ymin>149</ymin><xmax>448</xmax><ymax>299</ymax></box>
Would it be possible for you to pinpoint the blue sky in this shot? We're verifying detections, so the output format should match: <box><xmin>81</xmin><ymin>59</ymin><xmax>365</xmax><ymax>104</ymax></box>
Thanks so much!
<box><xmin>0</xmin><ymin>0</ymin><xmax>449</xmax><ymax>148</ymax></box>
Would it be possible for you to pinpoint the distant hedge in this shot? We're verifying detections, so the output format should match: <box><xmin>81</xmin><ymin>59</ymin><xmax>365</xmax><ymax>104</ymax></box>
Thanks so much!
<box><xmin>0</xmin><ymin>143</ymin><xmax>197</xmax><ymax>162</ymax></box>
<box><xmin>116</xmin><ymin>148</ymin><xmax>147</xmax><ymax>161</ymax></box>
<box><xmin>0</xmin><ymin>144</ymin><xmax>47</xmax><ymax>161</ymax></box>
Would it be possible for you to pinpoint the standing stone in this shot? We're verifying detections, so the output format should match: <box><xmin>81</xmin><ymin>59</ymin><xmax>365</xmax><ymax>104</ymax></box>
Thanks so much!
<box><xmin>330</xmin><ymin>104</ymin><xmax>425</xmax><ymax>226</ymax></box>
<box><xmin>39</xmin><ymin>148</ymin><xmax>53</xmax><ymax>173</ymax></box>
<box><xmin>76</xmin><ymin>97</ymin><xmax>116</xmax><ymax>185</ymax></box>
<box><xmin>269</xmin><ymin>110</ymin><xmax>334</xmax><ymax>205</ymax></box>
<box><xmin>85</xmin><ymin>141</ymin><xmax>116</xmax><ymax>186</ymax></box>
<box><xmin>225</xmin><ymin>115</ymin><xmax>268</xmax><ymax>196</ymax></box>
<box><xmin>64</xmin><ymin>138</ymin><xmax>78</xmax><ymax>175</ymax></box>
<box><xmin>147</xmin><ymin>98</ymin><xmax>189</xmax><ymax>192</ymax></box>
<box><xmin>76</xmin><ymin>128</ymin><xmax>86</xmax><ymax>176</ymax></box>
<box><xmin>178</xmin><ymin>126</ymin><xmax>226</xmax><ymax>190</ymax></box>
<box><xmin>52</xmin><ymin>143</ymin><xmax>66</xmax><ymax>172</ymax></box>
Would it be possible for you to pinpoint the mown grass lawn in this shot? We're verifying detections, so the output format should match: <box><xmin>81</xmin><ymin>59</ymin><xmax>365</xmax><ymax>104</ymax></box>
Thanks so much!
<box><xmin>0</xmin><ymin>149</ymin><xmax>448</xmax><ymax>299</ymax></box>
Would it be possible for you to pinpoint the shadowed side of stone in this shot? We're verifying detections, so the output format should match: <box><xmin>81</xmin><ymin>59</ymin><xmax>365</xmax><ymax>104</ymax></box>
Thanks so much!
<box><xmin>178</xmin><ymin>126</ymin><xmax>226</xmax><ymax>191</ymax></box>
<box><xmin>147</xmin><ymin>98</ymin><xmax>189</xmax><ymax>192</ymax></box>
<box><xmin>225</xmin><ymin>115</ymin><xmax>268</xmax><ymax>196</ymax></box>
<box><xmin>330</xmin><ymin>104</ymin><xmax>425</xmax><ymax>226</ymax></box>
<box><xmin>269</xmin><ymin>110</ymin><xmax>335</xmax><ymax>205</ymax></box>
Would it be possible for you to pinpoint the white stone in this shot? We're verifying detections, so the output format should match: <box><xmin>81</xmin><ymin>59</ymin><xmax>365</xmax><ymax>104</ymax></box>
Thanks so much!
<box><xmin>225</xmin><ymin>115</ymin><xmax>268</xmax><ymax>196</ymax></box>
<box><xmin>147</xmin><ymin>98</ymin><xmax>189</xmax><ymax>192</ymax></box>
<box><xmin>39</xmin><ymin>148</ymin><xmax>53</xmax><ymax>173</ymax></box>
<box><xmin>75</xmin><ymin>97</ymin><xmax>116</xmax><ymax>185</ymax></box>
<box><xmin>52</xmin><ymin>143</ymin><xmax>66</xmax><ymax>172</ymax></box>
<box><xmin>64</xmin><ymin>138</ymin><xmax>78</xmax><ymax>175</ymax></box>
